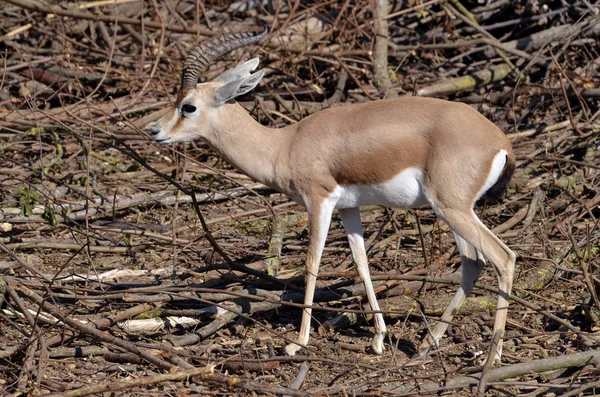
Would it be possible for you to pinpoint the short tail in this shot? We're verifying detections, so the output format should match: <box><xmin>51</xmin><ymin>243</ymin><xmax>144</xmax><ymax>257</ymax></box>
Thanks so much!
<box><xmin>478</xmin><ymin>151</ymin><xmax>515</xmax><ymax>204</ymax></box>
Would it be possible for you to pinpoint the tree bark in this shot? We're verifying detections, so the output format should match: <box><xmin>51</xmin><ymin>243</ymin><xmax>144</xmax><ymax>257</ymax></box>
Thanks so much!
<box><xmin>372</xmin><ymin>0</ymin><xmax>390</xmax><ymax>93</ymax></box>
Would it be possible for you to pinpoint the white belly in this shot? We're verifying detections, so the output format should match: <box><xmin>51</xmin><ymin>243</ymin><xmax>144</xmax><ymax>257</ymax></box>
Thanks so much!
<box><xmin>334</xmin><ymin>167</ymin><xmax>427</xmax><ymax>209</ymax></box>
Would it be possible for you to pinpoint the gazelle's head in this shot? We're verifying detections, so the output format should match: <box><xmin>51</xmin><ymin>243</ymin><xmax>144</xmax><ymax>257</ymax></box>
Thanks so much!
<box><xmin>150</xmin><ymin>28</ymin><xmax>267</xmax><ymax>144</ymax></box>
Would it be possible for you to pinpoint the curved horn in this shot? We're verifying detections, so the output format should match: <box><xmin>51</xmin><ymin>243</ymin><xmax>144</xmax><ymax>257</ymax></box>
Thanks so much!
<box><xmin>180</xmin><ymin>26</ymin><xmax>268</xmax><ymax>91</ymax></box>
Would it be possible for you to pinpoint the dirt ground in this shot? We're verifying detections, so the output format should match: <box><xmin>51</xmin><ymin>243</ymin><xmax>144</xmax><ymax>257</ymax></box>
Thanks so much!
<box><xmin>1</xmin><ymin>1</ymin><xmax>599</xmax><ymax>395</ymax></box>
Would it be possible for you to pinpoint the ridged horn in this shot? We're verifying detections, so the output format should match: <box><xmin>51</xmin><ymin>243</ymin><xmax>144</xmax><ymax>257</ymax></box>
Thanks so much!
<box><xmin>180</xmin><ymin>26</ymin><xmax>268</xmax><ymax>91</ymax></box>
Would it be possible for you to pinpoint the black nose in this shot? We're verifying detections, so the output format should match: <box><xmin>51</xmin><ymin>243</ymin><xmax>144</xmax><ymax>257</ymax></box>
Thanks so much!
<box><xmin>150</xmin><ymin>125</ymin><xmax>160</xmax><ymax>136</ymax></box>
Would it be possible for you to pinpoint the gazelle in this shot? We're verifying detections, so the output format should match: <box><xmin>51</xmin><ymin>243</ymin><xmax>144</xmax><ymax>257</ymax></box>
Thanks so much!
<box><xmin>150</xmin><ymin>28</ymin><xmax>516</xmax><ymax>363</ymax></box>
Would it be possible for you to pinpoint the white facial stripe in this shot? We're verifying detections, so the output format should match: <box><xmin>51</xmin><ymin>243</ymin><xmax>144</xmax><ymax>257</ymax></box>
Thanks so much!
<box><xmin>164</xmin><ymin>113</ymin><xmax>179</xmax><ymax>133</ymax></box>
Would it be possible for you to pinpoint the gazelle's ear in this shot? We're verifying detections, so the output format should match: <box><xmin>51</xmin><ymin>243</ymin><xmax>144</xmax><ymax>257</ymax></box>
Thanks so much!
<box><xmin>215</xmin><ymin>69</ymin><xmax>265</xmax><ymax>105</ymax></box>
<box><xmin>218</xmin><ymin>58</ymin><xmax>260</xmax><ymax>84</ymax></box>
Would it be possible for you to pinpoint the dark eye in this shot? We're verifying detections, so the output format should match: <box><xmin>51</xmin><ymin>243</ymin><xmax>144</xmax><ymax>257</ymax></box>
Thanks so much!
<box><xmin>181</xmin><ymin>104</ymin><xmax>197</xmax><ymax>115</ymax></box>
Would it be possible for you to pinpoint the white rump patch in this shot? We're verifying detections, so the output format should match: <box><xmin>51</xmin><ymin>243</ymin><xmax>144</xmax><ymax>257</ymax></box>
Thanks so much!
<box><xmin>474</xmin><ymin>149</ymin><xmax>508</xmax><ymax>203</ymax></box>
<box><xmin>334</xmin><ymin>167</ymin><xmax>427</xmax><ymax>209</ymax></box>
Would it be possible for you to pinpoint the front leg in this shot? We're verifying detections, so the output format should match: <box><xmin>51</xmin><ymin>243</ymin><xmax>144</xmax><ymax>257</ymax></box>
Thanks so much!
<box><xmin>285</xmin><ymin>195</ymin><xmax>336</xmax><ymax>356</ymax></box>
<box><xmin>339</xmin><ymin>207</ymin><xmax>387</xmax><ymax>354</ymax></box>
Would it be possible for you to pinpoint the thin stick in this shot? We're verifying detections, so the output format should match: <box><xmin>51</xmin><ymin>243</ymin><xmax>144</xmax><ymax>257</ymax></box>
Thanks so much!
<box><xmin>549</xmin><ymin>49</ymin><xmax>586</xmax><ymax>137</ymax></box>
<box><xmin>46</xmin><ymin>365</ymin><xmax>215</xmax><ymax>397</ymax></box>
<box><xmin>3</xmin><ymin>0</ymin><xmax>216</xmax><ymax>36</ymax></box>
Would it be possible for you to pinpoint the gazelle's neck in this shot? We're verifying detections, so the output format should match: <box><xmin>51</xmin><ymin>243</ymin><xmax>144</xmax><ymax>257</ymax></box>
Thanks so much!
<box><xmin>204</xmin><ymin>102</ymin><xmax>294</xmax><ymax>190</ymax></box>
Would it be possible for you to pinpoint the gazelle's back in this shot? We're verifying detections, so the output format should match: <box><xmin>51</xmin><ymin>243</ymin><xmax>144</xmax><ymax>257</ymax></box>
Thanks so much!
<box><xmin>287</xmin><ymin>97</ymin><xmax>513</xmax><ymax>198</ymax></box>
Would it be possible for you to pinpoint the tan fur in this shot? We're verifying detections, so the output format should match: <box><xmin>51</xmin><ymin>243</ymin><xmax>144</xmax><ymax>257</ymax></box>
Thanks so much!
<box><xmin>156</xmin><ymin>95</ymin><xmax>514</xmax><ymax>203</ymax></box>
<box><xmin>152</xmin><ymin>81</ymin><xmax>516</xmax><ymax>363</ymax></box>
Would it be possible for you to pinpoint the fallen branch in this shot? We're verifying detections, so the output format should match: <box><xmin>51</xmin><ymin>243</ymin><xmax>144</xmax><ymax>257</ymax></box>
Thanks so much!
<box><xmin>380</xmin><ymin>349</ymin><xmax>600</xmax><ymax>394</ymax></box>
<box><xmin>287</xmin><ymin>363</ymin><xmax>310</xmax><ymax>395</ymax></box>
<box><xmin>0</xmin><ymin>183</ymin><xmax>268</xmax><ymax>223</ymax></box>
<box><xmin>416</xmin><ymin>64</ymin><xmax>512</xmax><ymax>97</ymax></box>
<box><xmin>14</xmin><ymin>282</ymin><xmax>174</xmax><ymax>371</ymax></box>
<box><xmin>3</xmin><ymin>0</ymin><xmax>216</xmax><ymax>36</ymax></box>
<box><xmin>46</xmin><ymin>365</ymin><xmax>215</xmax><ymax>397</ymax></box>
<box><xmin>483</xmin><ymin>17</ymin><xmax>600</xmax><ymax>57</ymax></box>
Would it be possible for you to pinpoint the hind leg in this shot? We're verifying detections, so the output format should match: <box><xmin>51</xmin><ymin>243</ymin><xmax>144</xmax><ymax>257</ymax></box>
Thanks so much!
<box><xmin>425</xmin><ymin>200</ymin><xmax>516</xmax><ymax>362</ymax></box>
<box><xmin>434</xmin><ymin>207</ymin><xmax>515</xmax><ymax>363</ymax></box>
<box><xmin>419</xmin><ymin>232</ymin><xmax>486</xmax><ymax>355</ymax></box>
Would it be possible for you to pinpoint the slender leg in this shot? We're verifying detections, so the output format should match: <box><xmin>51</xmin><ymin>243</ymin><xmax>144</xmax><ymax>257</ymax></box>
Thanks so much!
<box><xmin>434</xmin><ymin>208</ymin><xmax>516</xmax><ymax>363</ymax></box>
<box><xmin>339</xmin><ymin>207</ymin><xmax>387</xmax><ymax>354</ymax></box>
<box><xmin>285</xmin><ymin>196</ymin><xmax>336</xmax><ymax>356</ymax></box>
<box><xmin>419</xmin><ymin>232</ymin><xmax>485</xmax><ymax>355</ymax></box>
